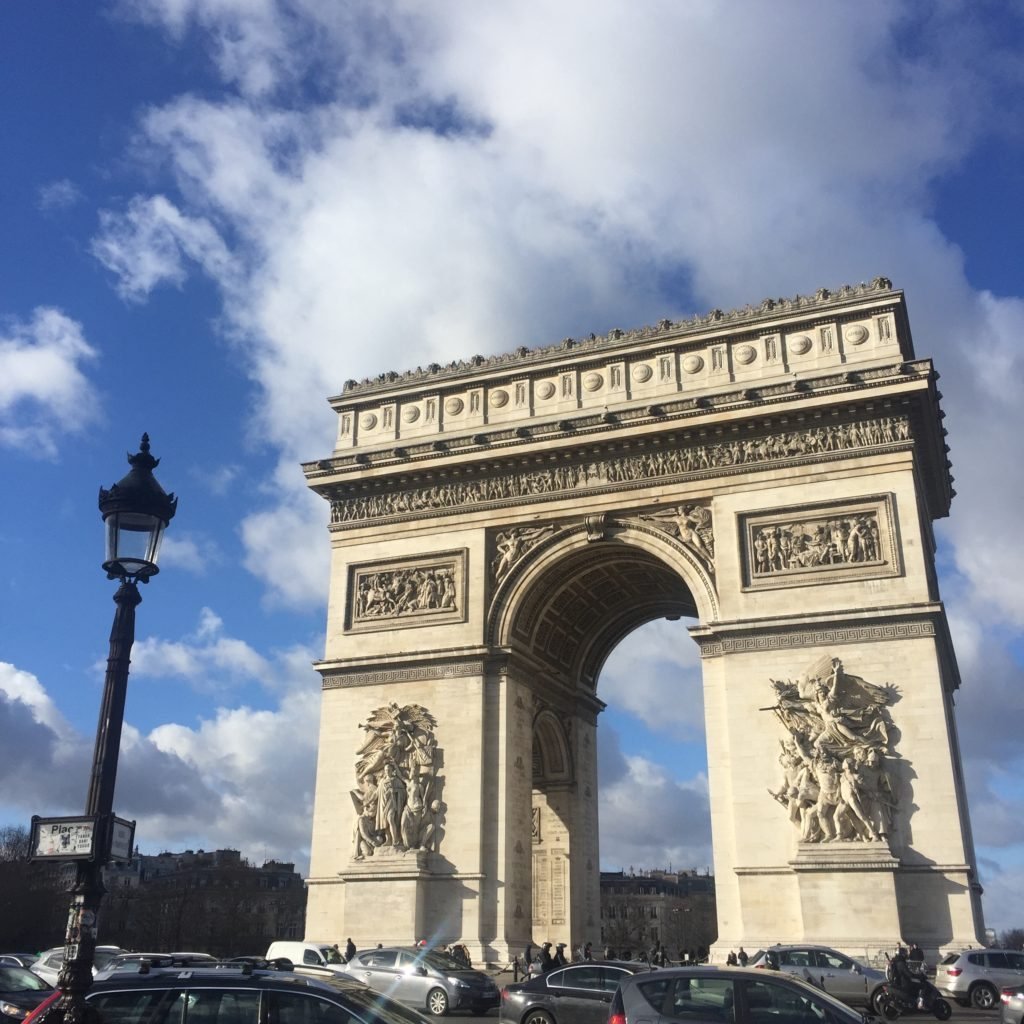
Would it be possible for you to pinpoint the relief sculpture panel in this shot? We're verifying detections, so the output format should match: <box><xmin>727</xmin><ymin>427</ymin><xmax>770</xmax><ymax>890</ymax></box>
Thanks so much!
<box><xmin>350</xmin><ymin>702</ymin><xmax>444</xmax><ymax>860</ymax></box>
<box><xmin>741</xmin><ymin>495</ymin><xmax>899</xmax><ymax>590</ymax></box>
<box><xmin>637</xmin><ymin>503</ymin><xmax>715</xmax><ymax>574</ymax></box>
<box><xmin>763</xmin><ymin>654</ymin><xmax>899</xmax><ymax>846</ymax></box>
<box><xmin>347</xmin><ymin>551</ymin><xmax>467</xmax><ymax>632</ymax></box>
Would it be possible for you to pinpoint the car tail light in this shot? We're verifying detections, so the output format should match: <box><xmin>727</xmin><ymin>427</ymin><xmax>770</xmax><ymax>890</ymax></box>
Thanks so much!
<box><xmin>500</xmin><ymin>988</ymin><xmax>510</xmax><ymax>1002</ymax></box>
<box><xmin>1001</xmin><ymin>989</ymin><xmax>1016</xmax><ymax>1004</ymax></box>
<box><xmin>946</xmin><ymin>968</ymin><xmax>962</xmax><ymax>977</ymax></box>
<box><xmin>608</xmin><ymin>1014</ymin><xmax>627</xmax><ymax>1024</ymax></box>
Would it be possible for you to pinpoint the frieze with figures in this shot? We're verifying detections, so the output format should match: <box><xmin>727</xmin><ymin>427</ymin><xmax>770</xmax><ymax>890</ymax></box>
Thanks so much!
<box><xmin>350</xmin><ymin>703</ymin><xmax>444</xmax><ymax>860</ymax></box>
<box><xmin>347</xmin><ymin>552</ymin><xmax>466</xmax><ymax>632</ymax></box>
<box><xmin>329</xmin><ymin>413</ymin><xmax>911</xmax><ymax>526</ymax></box>
<box><xmin>763</xmin><ymin>654</ymin><xmax>899</xmax><ymax>846</ymax></box>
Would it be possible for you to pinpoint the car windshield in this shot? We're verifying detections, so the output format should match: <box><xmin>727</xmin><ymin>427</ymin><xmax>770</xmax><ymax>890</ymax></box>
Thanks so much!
<box><xmin>414</xmin><ymin>951</ymin><xmax>467</xmax><ymax>972</ymax></box>
<box><xmin>0</xmin><ymin>967</ymin><xmax>50</xmax><ymax>992</ymax></box>
<box><xmin>939</xmin><ymin>954</ymin><xmax>959</xmax><ymax>966</ymax></box>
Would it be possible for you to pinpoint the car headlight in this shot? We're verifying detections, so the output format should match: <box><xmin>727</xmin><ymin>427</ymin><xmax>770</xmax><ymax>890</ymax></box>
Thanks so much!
<box><xmin>449</xmin><ymin>979</ymin><xmax>470</xmax><ymax>989</ymax></box>
<box><xmin>0</xmin><ymin>1002</ymin><xmax>28</xmax><ymax>1019</ymax></box>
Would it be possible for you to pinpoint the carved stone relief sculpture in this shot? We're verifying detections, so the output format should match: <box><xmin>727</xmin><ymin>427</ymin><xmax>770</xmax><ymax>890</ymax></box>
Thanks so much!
<box><xmin>492</xmin><ymin>525</ymin><xmax>558</xmax><ymax>585</ymax></box>
<box><xmin>638</xmin><ymin>503</ymin><xmax>715</xmax><ymax>573</ymax></box>
<box><xmin>742</xmin><ymin>496</ymin><xmax>897</xmax><ymax>589</ymax></box>
<box><xmin>350</xmin><ymin>702</ymin><xmax>444</xmax><ymax>860</ymax></box>
<box><xmin>331</xmin><ymin>414</ymin><xmax>911</xmax><ymax>526</ymax></box>
<box><xmin>762</xmin><ymin>654</ymin><xmax>899</xmax><ymax>845</ymax></box>
<box><xmin>348</xmin><ymin>552</ymin><xmax>466</xmax><ymax>632</ymax></box>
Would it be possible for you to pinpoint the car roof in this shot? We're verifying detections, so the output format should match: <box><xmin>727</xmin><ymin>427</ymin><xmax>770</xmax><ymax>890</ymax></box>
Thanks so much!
<box><xmin>90</xmin><ymin>966</ymin><xmax>359</xmax><ymax>992</ymax></box>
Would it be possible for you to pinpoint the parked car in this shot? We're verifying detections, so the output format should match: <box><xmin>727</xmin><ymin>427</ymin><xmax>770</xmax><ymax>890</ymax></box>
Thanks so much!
<box><xmin>501</xmin><ymin>960</ymin><xmax>656</xmax><ymax>1024</ymax></box>
<box><xmin>344</xmin><ymin>945</ymin><xmax>500</xmax><ymax>1016</ymax></box>
<box><xmin>30</xmin><ymin>946</ymin><xmax>124</xmax><ymax>986</ymax></box>
<box><xmin>0</xmin><ymin>959</ymin><xmax>37</xmax><ymax>971</ymax></box>
<box><xmin>937</xmin><ymin>948</ymin><xmax>1024</xmax><ymax>1009</ymax></box>
<box><xmin>23</xmin><ymin>960</ymin><xmax>427</xmax><ymax>1024</ymax></box>
<box><xmin>0</xmin><ymin>966</ymin><xmax>53</xmax><ymax>1024</ymax></box>
<box><xmin>609</xmin><ymin>964</ymin><xmax>869</xmax><ymax>1024</ymax></box>
<box><xmin>94</xmin><ymin>952</ymin><xmax>218</xmax><ymax>978</ymax></box>
<box><xmin>747</xmin><ymin>944</ymin><xmax>887</xmax><ymax>1011</ymax></box>
<box><xmin>1001</xmin><ymin>984</ymin><xmax>1024</xmax><ymax>1024</ymax></box>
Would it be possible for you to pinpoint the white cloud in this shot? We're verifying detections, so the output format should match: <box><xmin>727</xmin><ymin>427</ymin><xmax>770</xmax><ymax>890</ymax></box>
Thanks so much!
<box><xmin>37</xmin><ymin>178</ymin><xmax>82</xmax><ymax>212</ymax></box>
<box><xmin>159</xmin><ymin>533</ymin><xmax>222</xmax><ymax>574</ymax></box>
<box><xmin>0</xmin><ymin>308</ymin><xmax>100</xmax><ymax>457</ymax></box>
<box><xmin>127</xmin><ymin>606</ymin><xmax>317</xmax><ymax>695</ymax></box>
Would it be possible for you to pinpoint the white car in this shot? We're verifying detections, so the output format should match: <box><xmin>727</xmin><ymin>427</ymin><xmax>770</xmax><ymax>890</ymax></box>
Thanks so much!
<box><xmin>748</xmin><ymin>944</ymin><xmax>888</xmax><ymax>1010</ymax></box>
<box><xmin>31</xmin><ymin>946</ymin><xmax>125</xmax><ymax>986</ymax></box>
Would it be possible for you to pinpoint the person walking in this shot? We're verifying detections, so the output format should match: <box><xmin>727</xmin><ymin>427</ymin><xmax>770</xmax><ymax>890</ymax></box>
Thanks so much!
<box><xmin>344</xmin><ymin>938</ymin><xmax>356</xmax><ymax>962</ymax></box>
<box><xmin>540</xmin><ymin>943</ymin><xmax>555</xmax><ymax>973</ymax></box>
<box><xmin>738</xmin><ymin>947</ymin><xmax>748</xmax><ymax>967</ymax></box>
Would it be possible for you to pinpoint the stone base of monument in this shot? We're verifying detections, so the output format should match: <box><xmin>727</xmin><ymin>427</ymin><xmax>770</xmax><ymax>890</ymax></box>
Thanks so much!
<box><xmin>790</xmin><ymin>841</ymin><xmax>902</xmax><ymax>948</ymax></box>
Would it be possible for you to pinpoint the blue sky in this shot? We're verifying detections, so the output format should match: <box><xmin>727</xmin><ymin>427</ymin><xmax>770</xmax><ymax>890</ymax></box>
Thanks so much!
<box><xmin>1</xmin><ymin>1</ymin><xmax>1023</xmax><ymax>935</ymax></box>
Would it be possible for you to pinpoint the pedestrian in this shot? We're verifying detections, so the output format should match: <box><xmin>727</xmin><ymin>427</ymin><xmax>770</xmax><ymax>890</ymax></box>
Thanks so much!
<box><xmin>908</xmin><ymin>942</ymin><xmax>924</xmax><ymax>965</ymax></box>
<box><xmin>726</xmin><ymin>950</ymin><xmax>738</xmax><ymax>966</ymax></box>
<box><xmin>584</xmin><ymin>942</ymin><xmax>593</xmax><ymax>961</ymax></box>
<box><xmin>738</xmin><ymin>947</ymin><xmax>748</xmax><ymax>967</ymax></box>
<box><xmin>345</xmin><ymin>938</ymin><xmax>356</xmax><ymax>962</ymax></box>
<box><xmin>540</xmin><ymin>942</ymin><xmax>554</xmax><ymax>973</ymax></box>
<box><xmin>604</xmin><ymin>945</ymin><xmax>614</xmax><ymax>960</ymax></box>
<box><xmin>555</xmin><ymin>943</ymin><xmax>568</xmax><ymax>967</ymax></box>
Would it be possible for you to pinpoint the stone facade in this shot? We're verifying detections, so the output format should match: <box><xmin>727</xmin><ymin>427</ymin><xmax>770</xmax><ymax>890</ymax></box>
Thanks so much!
<box><xmin>303</xmin><ymin>279</ymin><xmax>983</xmax><ymax>963</ymax></box>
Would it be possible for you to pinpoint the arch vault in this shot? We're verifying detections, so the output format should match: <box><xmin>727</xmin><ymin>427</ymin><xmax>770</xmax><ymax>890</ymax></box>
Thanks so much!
<box><xmin>302</xmin><ymin>279</ymin><xmax>983</xmax><ymax>961</ymax></box>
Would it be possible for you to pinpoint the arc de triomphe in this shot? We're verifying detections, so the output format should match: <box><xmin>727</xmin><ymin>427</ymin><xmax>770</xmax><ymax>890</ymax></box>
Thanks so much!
<box><xmin>302</xmin><ymin>278</ymin><xmax>983</xmax><ymax>960</ymax></box>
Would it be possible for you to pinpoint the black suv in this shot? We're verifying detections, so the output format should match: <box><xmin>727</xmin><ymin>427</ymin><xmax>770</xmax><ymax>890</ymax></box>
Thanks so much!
<box><xmin>26</xmin><ymin>961</ymin><xmax>432</xmax><ymax>1024</ymax></box>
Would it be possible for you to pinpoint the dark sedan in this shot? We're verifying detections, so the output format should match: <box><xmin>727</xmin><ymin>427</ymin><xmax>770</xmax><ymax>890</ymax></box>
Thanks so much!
<box><xmin>0</xmin><ymin>966</ymin><xmax>53</xmax><ymax>1024</ymax></box>
<box><xmin>501</xmin><ymin>961</ymin><xmax>656</xmax><ymax>1024</ymax></box>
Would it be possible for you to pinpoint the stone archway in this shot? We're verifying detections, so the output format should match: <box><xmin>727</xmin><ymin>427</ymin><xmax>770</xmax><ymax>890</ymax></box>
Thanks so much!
<box><xmin>302</xmin><ymin>279</ymin><xmax>984</xmax><ymax>962</ymax></box>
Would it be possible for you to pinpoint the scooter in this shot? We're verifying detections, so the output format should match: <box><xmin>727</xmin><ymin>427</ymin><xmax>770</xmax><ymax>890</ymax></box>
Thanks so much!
<box><xmin>876</xmin><ymin>978</ymin><xmax>952</xmax><ymax>1021</ymax></box>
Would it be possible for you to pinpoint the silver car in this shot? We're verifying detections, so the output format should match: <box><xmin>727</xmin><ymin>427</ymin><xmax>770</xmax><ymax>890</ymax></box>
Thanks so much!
<box><xmin>937</xmin><ymin>949</ymin><xmax>1024</xmax><ymax>1009</ymax></box>
<box><xmin>747</xmin><ymin>945</ymin><xmax>887</xmax><ymax>1010</ymax></box>
<box><xmin>31</xmin><ymin>946</ymin><xmax>125</xmax><ymax>986</ymax></box>
<box><xmin>609</xmin><ymin>965</ymin><xmax>867</xmax><ymax>1024</ymax></box>
<box><xmin>344</xmin><ymin>946</ymin><xmax>500</xmax><ymax>1016</ymax></box>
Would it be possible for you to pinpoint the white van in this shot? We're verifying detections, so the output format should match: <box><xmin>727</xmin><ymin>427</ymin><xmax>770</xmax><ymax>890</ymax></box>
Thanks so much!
<box><xmin>265</xmin><ymin>941</ymin><xmax>348</xmax><ymax>974</ymax></box>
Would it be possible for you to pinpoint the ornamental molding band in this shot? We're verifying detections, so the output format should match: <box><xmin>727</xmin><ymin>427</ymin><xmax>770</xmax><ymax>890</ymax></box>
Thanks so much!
<box><xmin>320</xmin><ymin>657</ymin><xmax>496</xmax><ymax>689</ymax></box>
<box><xmin>350</xmin><ymin>703</ymin><xmax>444</xmax><ymax>861</ymax></box>
<box><xmin>693</xmin><ymin>617</ymin><xmax>937</xmax><ymax>658</ymax></box>
<box><xmin>741</xmin><ymin>494</ymin><xmax>900</xmax><ymax>590</ymax></box>
<box><xmin>346</xmin><ymin>550</ymin><xmax>467</xmax><ymax>632</ymax></box>
<box><xmin>764</xmin><ymin>654</ymin><xmax>899</xmax><ymax>846</ymax></box>
<box><xmin>329</xmin><ymin>413</ymin><xmax>911</xmax><ymax>527</ymax></box>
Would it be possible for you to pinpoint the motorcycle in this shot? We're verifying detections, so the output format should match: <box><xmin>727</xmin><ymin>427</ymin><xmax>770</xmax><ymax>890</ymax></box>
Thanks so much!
<box><xmin>876</xmin><ymin>977</ymin><xmax>951</xmax><ymax>1021</ymax></box>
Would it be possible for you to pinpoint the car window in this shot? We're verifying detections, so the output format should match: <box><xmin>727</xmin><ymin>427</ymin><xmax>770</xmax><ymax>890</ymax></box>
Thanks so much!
<box><xmin>939</xmin><ymin>955</ymin><xmax>959</xmax><ymax>966</ymax></box>
<box><xmin>816</xmin><ymin>953</ymin><xmax>853</xmax><ymax>971</ymax></box>
<box><xmin>740</xmin><ymin>979</ymin><xmax>841</xmax><ymax>1024</ymax></box>
<box><xmin>363</xmin><ymin>952</ymin><xmax>398</xmax><ymax>968</ymax></box>
<box><xmin>600</xmin><ymin>967</ymin><xmax>633</xmax><ymax>993</ymax></box>
<box><xmin>782</xmin><ymin>951</ymin><xmax>813</xmax><ymax>968</ymax></box>
<box><xmin>634</xmin><ymin>978</ymin><xmax>672</xmax><ymax>1014</ymax></box>
<box><xmin>89</xmin><ymin>989</ymin><xmax>182</xmax><ymax>1024</ymax></box>
<box><xmin>1007</xmin><ymin>954</ymin><xmax>1024</xmax><ymax>970</ymax></box>
<box><xmin>551</xmin><ymin>966</ymin><xmax>603</xmax><ymax>990</ymax></box>
<box><xmin>184</xmin><ymin>989</ymin><xmax>261</xmax><ymax>1024</ymax></box>
<box><xmin>639</xmin><ymin>976</ymin><xmax>733</xmax><ymax>1023</ymax></box>
<box><xmin>968</xmin><ymin>954</ymin><xmax>984</xmax><ymax>966</ymax></box>
<box><xmin>0</xmin><ymin>968</ymin><xmax>50</xmax><ymax>991</ymax></box>
<box><xmin>987</xmin><ymin>954</ymin><xmax>1009</xmax><ymax>969</ymax></box>
<box><xmin>267</xmin><ymin>991</ymin><xmax>356</xmax><ymax>1024</ymax></box>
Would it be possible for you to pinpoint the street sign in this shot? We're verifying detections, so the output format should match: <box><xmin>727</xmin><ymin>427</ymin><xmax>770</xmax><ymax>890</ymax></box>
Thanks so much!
<box><xmin>109</xmin><ymin>817</ymin><xmax>136</xmax><ymax>861</ymax></box>
<box><xmin>30</xmin><ymin>815</ymin><xmax>98</xmax><ymax>860</ymax></box>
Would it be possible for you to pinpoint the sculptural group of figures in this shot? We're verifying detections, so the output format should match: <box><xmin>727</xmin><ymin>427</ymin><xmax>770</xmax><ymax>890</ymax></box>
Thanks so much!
<box><xmin>753</xmin><ymin>512</ymin><xmax>881</xmax><ymax>575</ymax></box>
<box><xmin>351</xmin><ymin>703</ymin><xmax>444</xmax><ymax>859</ymax></box>
<box><xmin>354</xmin><ymin>567</ymin><xmax>457</xmax><ymax>619</ymax></box>
<box><xmin>330</xmin><ymin>415</ymin><xmax>910</xmax><ymax>525</ymax></box>
<box><xmin>765</xmin><ymin>655</ymin><xmax>898</xmax><ymax>844</ymax></box>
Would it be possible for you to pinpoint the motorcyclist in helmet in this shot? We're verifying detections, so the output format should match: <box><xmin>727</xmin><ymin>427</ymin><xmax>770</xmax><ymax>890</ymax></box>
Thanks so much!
<box><xmin>890</xmin><ymin>948</ymin><xmax>922</xmax><ymax>1008</ymax></box>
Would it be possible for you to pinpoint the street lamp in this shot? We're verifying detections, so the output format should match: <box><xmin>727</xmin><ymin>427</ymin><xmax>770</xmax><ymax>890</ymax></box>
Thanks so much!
<box><xmin>46</xmin><ymin>435</ymin><xmax>176</xmax><ymax>1024</ymax></box>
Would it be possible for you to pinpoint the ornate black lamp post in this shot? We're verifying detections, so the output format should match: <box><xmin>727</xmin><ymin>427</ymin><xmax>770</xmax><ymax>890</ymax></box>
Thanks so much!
<box><xmin>47</xmin><ymin>435</ymin><xmax>176</xmax><ymax>1024</ymax></box>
